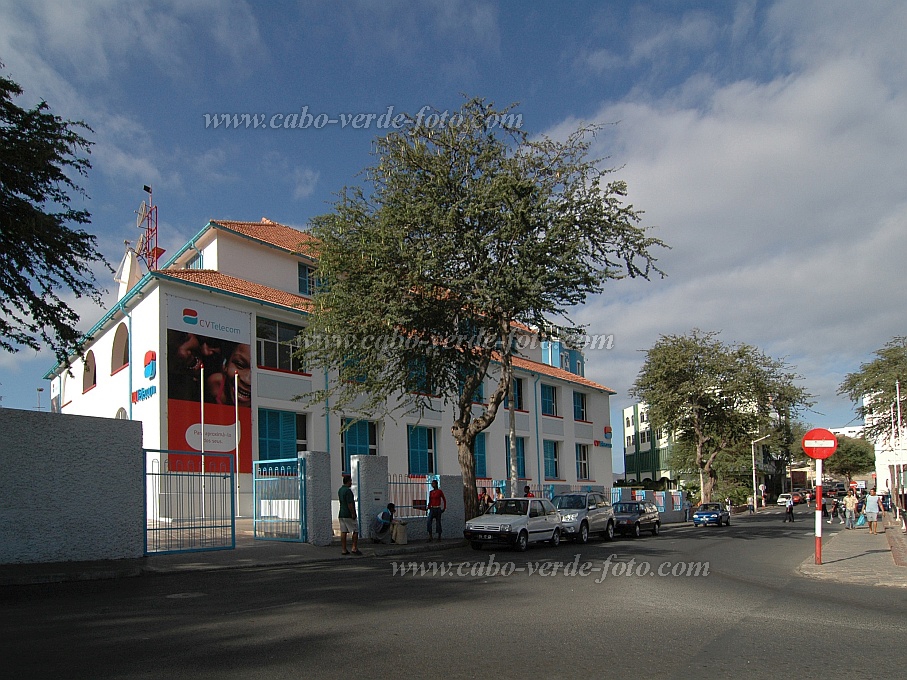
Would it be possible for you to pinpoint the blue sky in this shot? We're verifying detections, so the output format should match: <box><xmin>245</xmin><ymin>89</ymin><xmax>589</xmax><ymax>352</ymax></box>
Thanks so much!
<box><xmin>2</xmin><ymin>1</ymin><xmax>906</xmax><ymax>472</ymax></box>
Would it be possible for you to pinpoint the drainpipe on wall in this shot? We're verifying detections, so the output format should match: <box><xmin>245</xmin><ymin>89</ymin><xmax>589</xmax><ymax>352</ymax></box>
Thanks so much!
<box><xmin>533</xmin><ymin>374</ymin><xmax>542</xmax><ymax>486</ymax></box>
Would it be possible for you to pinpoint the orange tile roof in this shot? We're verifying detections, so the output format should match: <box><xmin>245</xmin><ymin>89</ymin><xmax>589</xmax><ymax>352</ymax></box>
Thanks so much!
<box><xmin>513</xmin><ymin>355</ymin><xmax>615</xmax><ymax>393</ymax></box>
<box><xmin>210</xmin><ymin>218</ymin><xmax>320</xmax><ymax>259</ymax></box>
<box><xmin>157</xmin><ymin>270</ymin><xmax>313</xmax><ymax>313</ymax></box>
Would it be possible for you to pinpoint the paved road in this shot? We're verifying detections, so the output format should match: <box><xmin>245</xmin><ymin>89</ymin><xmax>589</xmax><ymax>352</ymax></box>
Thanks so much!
<box><xmin>2</xmin><ymin>509</ymin><xmax>904</xmax><ymax>678</ymax></box>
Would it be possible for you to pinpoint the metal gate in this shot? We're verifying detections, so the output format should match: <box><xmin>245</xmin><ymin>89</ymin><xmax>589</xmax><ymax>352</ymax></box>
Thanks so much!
<box><xmin>144</xmin><ymin>449</ymin><xmax>236</xmax><ymax>554</ymax></box>
<box><xmin>253</xmin><ymin>458</ymin><xmax>307</xmax><ymax>542</ymax></box>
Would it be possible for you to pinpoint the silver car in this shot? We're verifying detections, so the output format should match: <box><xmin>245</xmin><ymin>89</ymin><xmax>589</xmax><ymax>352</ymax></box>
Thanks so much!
<box><xmin>551</xmin><ymin>492</ymin><xmax>615</xmax><ymax>543</ymax></box>
<box><xmin>464</xmin><ymin>497</ymin><xmax>562</xmax><ymax>551</ymax></box>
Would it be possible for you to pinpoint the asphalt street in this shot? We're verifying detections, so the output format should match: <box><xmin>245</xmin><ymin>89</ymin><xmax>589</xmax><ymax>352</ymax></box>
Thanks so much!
<box><xmin>1</xmin><ymin>507</ymin><xmax>904</xmax><ymax>679</ymax></box>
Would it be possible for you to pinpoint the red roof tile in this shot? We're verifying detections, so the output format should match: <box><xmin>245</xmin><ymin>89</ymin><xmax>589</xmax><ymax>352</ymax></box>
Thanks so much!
<box><xmin>157</xmin><ymin>270</ymin><xmax>313</xmax><ymax>313</ymax></box>
<box><xmin>513</xmin><ymin>355</ymin><xmax>615</xmax><ymax>393</ymax></box>
<box><xmin>210</xmin><ymin>218</ymin><xmax>319</xmax><ymax>259</ymax></box>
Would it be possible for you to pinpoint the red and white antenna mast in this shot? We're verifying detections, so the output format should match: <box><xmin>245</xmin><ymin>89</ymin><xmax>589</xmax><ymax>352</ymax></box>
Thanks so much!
<box><xmin>136</xmin><ymin>185</ymin><xmax>165</xmax><ymax>270</ymax></box>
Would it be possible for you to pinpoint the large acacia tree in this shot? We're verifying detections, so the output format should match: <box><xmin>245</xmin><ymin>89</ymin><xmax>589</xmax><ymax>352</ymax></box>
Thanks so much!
<box><xmin>299</xmin><ymin>98</ymin><xmax>666</xmax><ymax>518</ymax></box>
<box><xmin>0</xmin><ymin>64</ymin><xmax>109</xmax><ymax>364</ymax></box>
<box><xmin>631</xmin><ymin>329</ymin><xmax>811</xmax><ymax>502</ymax></box>
<box><xmin>825</xmin><ymin>434</ymin><xmax>875</xmax><ymax>481</ymax></box>
<box><xmin>839</xmin><ymin>336</ymin><xmax>907</xmax><ymax>443</ymax></box>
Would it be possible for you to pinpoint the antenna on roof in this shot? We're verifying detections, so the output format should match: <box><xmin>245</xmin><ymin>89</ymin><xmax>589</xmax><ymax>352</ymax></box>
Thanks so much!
<box><xmin>135</xmin><ymin>185</ymin><xmax>165</xmax><ymax>270</ymax></box>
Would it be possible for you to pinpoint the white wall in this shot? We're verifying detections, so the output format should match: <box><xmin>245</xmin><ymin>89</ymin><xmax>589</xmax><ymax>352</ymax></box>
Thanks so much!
<box><xmin>0</xmin><ymin>409</ymin><xmax>144</xmax><ymax>564</ymax></box>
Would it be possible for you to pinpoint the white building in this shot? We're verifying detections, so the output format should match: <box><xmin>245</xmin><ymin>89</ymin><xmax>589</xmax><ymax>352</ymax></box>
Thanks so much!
<box><xmin>45</xmin><ymin>218</ymin><xmax>616</xmax><ymax>514</ymax></box>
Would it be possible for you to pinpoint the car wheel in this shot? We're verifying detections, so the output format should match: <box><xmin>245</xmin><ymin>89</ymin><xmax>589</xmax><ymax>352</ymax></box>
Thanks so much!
<box><xmin>470</xmin><ymin>541</ymin><xmax>483</xmax><ymax>550</ymax></box>
<box><xmin>651</xmin><ymin>522</ymin><xmax>660</xmax><ymax>536</ymax></box>
<box><xmin>633</xmin><ymin>522</ymin><xmax>641</xmax><ymax>538</ymax></box>
<box><xmin>550</xmin><ymin>529</ymin><xmax>561</xmax><ymax>547</ymax></box>
<box><xmin>576</xmin><ymin>522</ymin><xmax>589</xmax><ymax>544</ymax></box>
<box><xmin>515</xmin><ymin>530</ymin><xmax>529</xmax><ymax>552</ymax></box>
<box><xmin>604</xmin><ymin>521</ymin><xmax>615</xmax><ymax>541</ymax></box>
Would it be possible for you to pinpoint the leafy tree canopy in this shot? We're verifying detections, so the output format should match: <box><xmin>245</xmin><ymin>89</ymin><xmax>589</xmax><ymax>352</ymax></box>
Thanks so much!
<box><xmin>632</xmin><ymin>329</ymin><xmax>812</xmax><ymax>502</ymax></box>
<box><xmin>825</xmin><ymin>434</ymin><xmax>875</xmax><ymax>481</ymax></box>
<box><xmin>0</xmin><ymin>64</ymin><xmax>109</xmax><ymax>365</ymax></box>
<box><xmin>298</xmin><ymin>97</ymin><xmax>667</xmax><ymax>516</ymax></box>
<box><xmin>838</xmin><ymin>336</ymin><xmax>907</xmax><ymax>443</ymax></box>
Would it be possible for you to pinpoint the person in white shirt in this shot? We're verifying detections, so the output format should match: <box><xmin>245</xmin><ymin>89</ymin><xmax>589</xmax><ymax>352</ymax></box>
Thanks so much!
<box><xmin>863</xmin><ymin>488</ymin><xmax>884</xmax><ymax>535</ymax></box>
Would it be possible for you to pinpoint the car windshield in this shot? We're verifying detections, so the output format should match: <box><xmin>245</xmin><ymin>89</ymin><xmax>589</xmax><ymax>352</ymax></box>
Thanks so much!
<box><xmin>489</xmin><ymin>499</ymin><xmax>528</xmax><ymax>516</ymax></box>
<box><xmin>552</xmin><ymin>495</ymin><xmax>586</xmax><ymax>510</ymax></box>
<box><xmin>698</xmin><ymin>504</ymin><xmax>721</xmax><ymax>512</ymax></box>
<box><xmin>613</xmin><ymin>503</ymin><xmax>640</xmax><ymax>514</ymax></box>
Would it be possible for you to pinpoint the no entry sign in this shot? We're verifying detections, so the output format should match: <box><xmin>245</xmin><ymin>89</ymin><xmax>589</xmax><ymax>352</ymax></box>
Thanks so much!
<box><xmin>801</xmin><ymin>428</ymin><xmax>838</xmax><ymax>459</ymax></box>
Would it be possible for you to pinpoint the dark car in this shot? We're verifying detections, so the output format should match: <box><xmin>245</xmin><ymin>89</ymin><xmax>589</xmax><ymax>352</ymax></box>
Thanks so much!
<box><xmin>692</xmin><ymin>502</ymin><xmax>730</xmax><ymax>527</ymax></box>
<box><xmin>612</xmin><ymin>500</ymin><xmax>660</xmax><ymax>538</ymax></box>
<box><xmin>551</xmin><ymin>492</ymin><xmax>615</xmax><ymax>543</ymax></box>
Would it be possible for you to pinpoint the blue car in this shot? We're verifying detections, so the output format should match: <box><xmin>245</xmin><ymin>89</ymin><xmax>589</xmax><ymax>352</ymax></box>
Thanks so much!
<box><xmin>692</xmin><ymin>503</ymin><xmax>730</xmax><ymax>527</ymax></box>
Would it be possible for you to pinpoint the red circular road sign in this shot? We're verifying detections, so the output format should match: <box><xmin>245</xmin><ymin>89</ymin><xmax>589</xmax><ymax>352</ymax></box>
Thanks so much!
<box><xmin>801</xmin><ymin>428</ymin><xmax>838</xmax><ymax>459</ymax></box>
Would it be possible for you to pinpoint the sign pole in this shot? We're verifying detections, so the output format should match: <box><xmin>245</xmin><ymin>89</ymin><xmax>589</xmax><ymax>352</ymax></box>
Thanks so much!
<box><xmin>801</xmin><ymin>428</ymin><xmax>837</xmax><ymax>566</ymax></box>
<box><xmin>815</xmin><ymin>458</ymin><xmax>823</xmax><ymax>564</ymax></box>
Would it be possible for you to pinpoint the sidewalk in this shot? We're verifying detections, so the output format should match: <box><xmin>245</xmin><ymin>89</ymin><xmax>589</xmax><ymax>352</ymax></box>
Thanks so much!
<box><xmin>798</xmin><ymin>514</ymin><xmax>907</xmax><ymax>588</ymax></box>
<box><xmin>0</xmin><ymin>518</ymin><xmax>465</xmax><ymax>587</ymax></box>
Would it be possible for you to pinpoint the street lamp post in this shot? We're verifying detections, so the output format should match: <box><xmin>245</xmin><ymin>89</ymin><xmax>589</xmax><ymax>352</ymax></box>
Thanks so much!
<box><xmin>36</xmin><ymin>387</ymin><xmax>44</xmax><ymax>411</ymax></box>
<box><xmin>752</xmin><ymin>434</ymin><xmax>770</xmax><ymax>510</ymax></box>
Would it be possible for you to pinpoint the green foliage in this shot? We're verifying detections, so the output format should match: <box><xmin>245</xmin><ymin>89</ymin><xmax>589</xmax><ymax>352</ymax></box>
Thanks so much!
<box><xmin>825</xmin><ymin>434</ymin><xmax>875</xmax><ymax>480</ymax></box>
<box><xmin>298</xmin><ymin>97</ymin><xmax>667</xmax><ymax>516</ymax></box>
<box><xmin>631</xmin><ymin>329</ymin><xmax>812</xmax><ymax>502</ymax></box>
<box><xmin>0</xmin><ymin>64</ymin><xmax>109</xmax><ymax>365</ymax></box>
<box><xmin>838</xmin><ymin>337</ymin><xmax>907</xmax><ymax>443</ymax></box>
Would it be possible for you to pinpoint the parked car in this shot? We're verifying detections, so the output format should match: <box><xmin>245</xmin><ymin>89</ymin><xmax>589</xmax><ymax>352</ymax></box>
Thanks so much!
<box><xmin>777</xmin><ymin>493</ymin><xmax>792</xmax><ymax>506</ymax></box>
<box><xmin>790</xmin><ymin>491</ymin><xmax>805</xmax><ymax>504</ymax></box>
<box><xmin>612</xmin><ymin>500</ymin><xmax>660</xmax><ymax>537</ymax></box>
<box><xmin>692</xmin><ymin>503</ymin><xmax>730</xmax><ymax>527</ymax></box>
<box><xmin>551</xmin><ymin>492</ymin><xmax>615</xmax><ymax>543</ymax></box>
<box><xmin>464</xmin><ymin>497</ymin><xmax>562</xmax><ymax>551</ymax></box>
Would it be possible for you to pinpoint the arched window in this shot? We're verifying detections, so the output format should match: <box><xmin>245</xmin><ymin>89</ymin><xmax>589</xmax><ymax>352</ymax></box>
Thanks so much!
<box><xmin>111</xmin><ymin>323</ymin><xmax>129</xmax><ymax>374</ymax></box>
<box><xmin>115</xmin><ymin>408</ymin><xmax>129</xmax><ymax>420</ymax></box>
<box><xmin>83</xmin><ymin>350</ymin><xmax>97</xmax><ymax>392</ymax></box>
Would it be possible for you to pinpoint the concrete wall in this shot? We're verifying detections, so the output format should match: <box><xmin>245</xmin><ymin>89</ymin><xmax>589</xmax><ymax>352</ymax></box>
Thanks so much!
<box><xmin>302</xmin><ymin>450</ymin><xmax>333</xmax><ymax>546</ymax></box>
<box><xmin>0</xmin><ymin>409</ymin><xmax>144</xmax><ymax>564</ymax></box>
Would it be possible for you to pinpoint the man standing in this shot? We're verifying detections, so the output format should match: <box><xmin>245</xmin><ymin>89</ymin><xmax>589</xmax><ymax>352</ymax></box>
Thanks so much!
<box><xmin>427</xmin><ymin>479</ymin><xmax>447</xmax><ymax>542</ymax></box>
<box><xmin>338</xmin><ymin>475</ymin><xmax>362</xmax><ymax>556</ymax></box>
<box><xmin>863</xmin><ymin>488</ymin><xmax>884</xmax><ymax>535</ymax></box>
<box><xmin>785</xmin><ymin>494</ymin><xmax>795</xmax><ymax>522</ymax></box>
<box><xmin>843</xmin><ymin>489</ymin><xmax>858</xmax><ymax>529</ymax></box>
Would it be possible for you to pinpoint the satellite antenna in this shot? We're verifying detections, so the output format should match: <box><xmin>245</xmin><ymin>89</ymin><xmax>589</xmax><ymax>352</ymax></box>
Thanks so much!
<box><xmin>135</xmin><ymin>185</ymin><xmax>165</xmax><ymax>270</ymax></box>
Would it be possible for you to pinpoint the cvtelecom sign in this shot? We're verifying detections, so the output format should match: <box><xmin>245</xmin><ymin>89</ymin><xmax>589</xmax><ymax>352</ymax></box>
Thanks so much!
<box><xmin>167</xmin><ymin>295</ymin><xmax>251</xmax><ymax>344</ymax></box>
<box><xmin>181</xmin><ymin>308</ymin><xmax>242</xmax><ymax>336</ymax></box>
<box><xmin>132</xmin><ymin>351</ymin><xmax>158</xmax><ymax>403</ymax></box>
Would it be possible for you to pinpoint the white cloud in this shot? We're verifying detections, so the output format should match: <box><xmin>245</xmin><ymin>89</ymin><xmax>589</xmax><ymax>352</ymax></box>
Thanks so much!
<box><xmin>292</xmin><ymin>167</ymin><xmax>320</xmax><ymax>201</ymax></box>
<box><xmin>559</xmin><ymin>1</ymin><xmax>907</xmax><ymax>451</ymax></box>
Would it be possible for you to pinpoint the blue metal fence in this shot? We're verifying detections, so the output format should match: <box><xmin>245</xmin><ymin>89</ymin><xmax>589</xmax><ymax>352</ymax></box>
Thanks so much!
<box><xmin>144</xmin><ymin>449</ymin><xmax>236</xmax><ymax>555</ymax></box>
<box><xmin>253</xmin><ymin>458</ymin><xmax>307</xmax><ymax>542</ymax></box>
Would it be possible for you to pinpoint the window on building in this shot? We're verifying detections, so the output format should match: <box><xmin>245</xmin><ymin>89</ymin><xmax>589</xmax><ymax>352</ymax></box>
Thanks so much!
<box><xmin>626</xmin><ymin>435</ymin><xmax>633</xmax><ymax>448</ymax></box>
<box><xmin>187</xmin><ymin>252</ymin><xmax>203</xmax><ymax>269</ymax></box>
<box><xmin>505</xmin><ymin>436</ymin><xmax>526</xmax><ymax>479</ymax></box>
<box><xmin>258</xmin><ymin>409</ymin><xmax>307</xmax><ymax>460</ymax></box>
<box><xmin>341</xmin><ymin>419</ymin><xmax>377</xmax><ymax>473</ymax></box>
<box><xmin>257</xmin><ymin>317</ymin><xmax>305</xmax><ymax>373</ymax></box>
<box><xmin>82</xmin><ymin>350</ymin><xmax>96</xmax><ymax>392</ymax></box>
<box><xmin>541</xmin><ymin>384</ymin><xmax>558</xmax><ymax>416</ymax></box>
<box><xmin>115</xmin><ymin>408</ymin><xmax>128</xmax><ymax>420</ymax></box>
<box><xmin>298</xmin><ymin>263</ymin><xmax>316</xmax><ymax>296</ymax></box>
<box><xmin>576</xmin><ymin>443</ymin><xmax>590</xmax><ymax>480</ymax></box>
<box><xmin>641</xmin><ymin>412</ymin><xmax>647</xmax><ymax>422</ymax></box>
<box><xmin>503</xmin><ymin>377</ymin><xmax>525</xmax><ymax>410</ymax></box>
<box><xmin>474</xmin><ymin>432</ymin><xmax>487</xmax><ymax>478</ymax></box>
<box><xmin>111</xmin><ymin>323</ymin><xmax>129</xmax><ymax>374</ymax></box>
<box><xmin>626</xmin><ymin>416</ymin><xmax>631</xmax><ymax>428</ymax></box>
<box><xmin>407</xmin><ymin>425</ymin><xmax>435</xmax><ymax>475</ymax></box>
<box><xmin>560</xmin><ymin>351</ymin><xmax>570</xmax><ymax>369</ymax></box>
<box><xmin>543</xmin><ymin>440</ymin><xmax>560</xmax><ymax>479</ymax></box>
<box><xmin>573</xmin><ymin>391</ymin><xmax>587</xmax><ymax>421</ymax></box>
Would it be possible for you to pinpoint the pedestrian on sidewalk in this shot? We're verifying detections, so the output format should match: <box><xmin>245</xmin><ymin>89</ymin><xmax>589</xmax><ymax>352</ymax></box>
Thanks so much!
<box><xmin>863</xmin><ymin>488</ymin><xmax>884</xmax><ymax>535</ymax></box>
<box><xmin>843</xmin><ymin>489</ymin><xmax>858</xmax><ymax>529</ymax></box>
<box><xmin>785</xmin><ymin>494</ymin><xmax>795</xmax><ymax>522</ymax></box>
<box><xmin>427</xmin><ymin>479</ymin><xmax>447</xmax><ymax>541</ymax></box>
<box><xmin>338</xmin><ymin>475</ymin><xmax>362</xmax><ymax>556</ymax></box>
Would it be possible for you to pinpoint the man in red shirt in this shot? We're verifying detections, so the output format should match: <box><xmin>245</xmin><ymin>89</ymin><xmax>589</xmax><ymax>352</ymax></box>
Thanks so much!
<box><xmin>524</xmin><ymin>485</ymin><xmax>534</xmax><ymax>498</ymax></box>
<box><xmin>427</xmin><ymin>479</ymin><xmax>446</xmax><ymax>541</ymax></box>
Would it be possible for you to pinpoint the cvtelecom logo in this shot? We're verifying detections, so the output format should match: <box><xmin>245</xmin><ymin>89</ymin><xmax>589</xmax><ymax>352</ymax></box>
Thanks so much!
<box><xmin>144</xmin><ymin>350</ymin><xmax>157</xmax><ymax>380</ymax></box>
<box><xmin>181</xmin><ymin>307</ymin><xmax>241</xmax><ymax>335</ymax></box>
